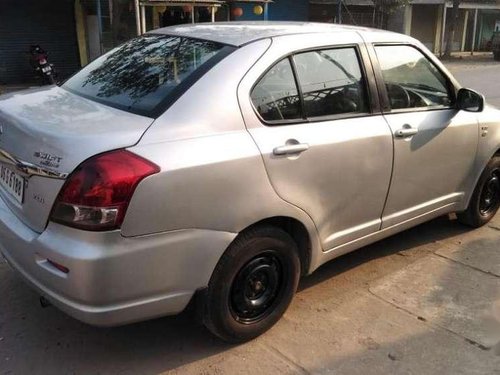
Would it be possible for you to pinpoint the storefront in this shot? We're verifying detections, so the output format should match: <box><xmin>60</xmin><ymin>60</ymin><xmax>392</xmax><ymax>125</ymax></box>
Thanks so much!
<box><xmin>135</xmin><ymin>0</ymin><xmax>227</xmax><ymax>35</ymax></box>
<box><xmin>0</xmin><ymin>0</ymin><xmax>311</xmax><ymax>84</ymax></box>
<box><xmin>0</xmin><ymin>0</ymin><xmax>81</xmax><ymax>84</ymax></box>
<box><xmin>309</xmin><ymin>0</ymin><xmax>375</xmax><ymax>26</ymax></box>
<box><xmin>403</xmin><ymin>1</ymin><xmax>500</xmax><ymax>55</ymax></box>
<box><xmin>134</xmin><ymin>0</ymin><xmax>274</xmax><ymax>35</ymax></box>
<box><xmin>76</xmin><ymin>0</ymin><xmax>284</xmax><ymax>65</ymax></box>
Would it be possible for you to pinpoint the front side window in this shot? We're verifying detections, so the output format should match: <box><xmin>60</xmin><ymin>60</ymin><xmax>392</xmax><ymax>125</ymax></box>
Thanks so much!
<box><xmin>63</xmin><ymin>35</ymin><xmax>229</xmax><ymax>117</ymax></box>
<box><xmin>293</xmin><ymin>47</ymin><xmax>368</xmax><ymax>118</ymax></box>
<box><xmin>374</xmin><ymin>45</ymin><xmax>453</xmax><ymax>110</ymax></box>
<box><xmin>251</xmin><ymin>58</ymin><xmax>302</xmax><ymax>122</ymax></box>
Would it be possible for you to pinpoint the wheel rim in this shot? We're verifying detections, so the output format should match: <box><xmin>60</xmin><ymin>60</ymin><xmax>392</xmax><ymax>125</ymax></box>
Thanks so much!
<box><xmin>479</xmin><ymin>168</ymin><xmax>500</xmax><ymax>217</ymax></box>
<box><xmin>230</xmin><ymin>251</ymin><xmax>284</xmax><ymax>324</ymax></box>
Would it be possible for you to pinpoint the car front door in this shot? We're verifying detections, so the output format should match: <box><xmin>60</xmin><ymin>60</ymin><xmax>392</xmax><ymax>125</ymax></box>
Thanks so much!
<box><xmin>239</xmin><ymin>36</ymin><xmax>394</xmax><ymax>252</ymax></box>
<box><xmin>371</xmin><ymin>44</ymin><xmax>479</xmax><ymax>229</ymax></box>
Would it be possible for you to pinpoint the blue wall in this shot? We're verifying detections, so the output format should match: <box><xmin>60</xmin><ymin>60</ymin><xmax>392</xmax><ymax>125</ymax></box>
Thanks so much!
<box><xmin>269</xmin><ymin>0</ymin><xmax>309</xmax><ymax>21</ymax></box>
<box><xmin>233</xmin><ymin>1</ymin><xmax>309</xmax><ymax>22</ymax></box>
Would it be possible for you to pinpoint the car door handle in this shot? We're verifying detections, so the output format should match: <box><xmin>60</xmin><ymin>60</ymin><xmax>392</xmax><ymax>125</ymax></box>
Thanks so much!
<box><xmin>395</xmin><ymin>125</ymin><xmax>419</xmax><ymax>138</ymax></box>
<box><xmin>273</xmin><ymin>143</ymin><xmax>310</xmax><ymax>156</ymax></box>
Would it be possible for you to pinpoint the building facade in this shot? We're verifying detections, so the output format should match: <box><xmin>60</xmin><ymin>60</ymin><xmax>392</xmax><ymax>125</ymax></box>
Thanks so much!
<box><xmin>1</xmin><ymin>0</ymin><xmax>499</xmax><ymax>84</ymax></box>
<box><xmin>388</xmin><ymin>0</ymin><xmax>500</xmax><ymax>55</ymax></box>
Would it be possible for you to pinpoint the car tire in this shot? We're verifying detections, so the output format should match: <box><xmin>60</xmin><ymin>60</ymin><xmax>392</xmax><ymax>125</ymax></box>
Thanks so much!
<box><xmin>494</xmin><ymin>51</ymin><xmax>500</xmax><ymax>61</ymax></box>
<box><xmin>203</xmin><ymin>226</ymin><xmax>300</xmax><ymax>343</ymax></box>
<box><xmin>458</xmin><ymin>156</ymin><xmax>500</xmax><ymax>227</ymax></box>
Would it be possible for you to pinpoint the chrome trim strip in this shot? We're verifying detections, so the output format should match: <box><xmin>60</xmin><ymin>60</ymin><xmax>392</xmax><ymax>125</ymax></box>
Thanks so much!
<box><xmin>0</xmin><ymin>149</ymin><xmax>68</xmax><ymax>180</ymax></box>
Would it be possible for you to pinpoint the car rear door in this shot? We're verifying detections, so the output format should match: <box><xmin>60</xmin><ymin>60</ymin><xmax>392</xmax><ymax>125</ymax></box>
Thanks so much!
<box><xmin>238</xmin><ymin>33</ymin><xmax>394</xmax><ymax>252</ymax></box>
<box><xmin>369</xmin><ymin>44</ymin><xmax>479</xmax><ymax>229</ymax></box>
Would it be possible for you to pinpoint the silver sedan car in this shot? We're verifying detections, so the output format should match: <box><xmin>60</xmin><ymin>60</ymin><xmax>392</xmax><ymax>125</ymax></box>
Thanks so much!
<box><xmin>1</xmin><ymin>22</ymin><xmax>499</xmax><ymax>343</ymax></box>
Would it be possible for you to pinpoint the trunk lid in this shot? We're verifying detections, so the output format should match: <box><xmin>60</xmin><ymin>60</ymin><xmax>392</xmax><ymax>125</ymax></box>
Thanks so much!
<box><xmin>0</xmin><ymin>86</ymin><xmax>154</xmax><ymax>233</ymax></box>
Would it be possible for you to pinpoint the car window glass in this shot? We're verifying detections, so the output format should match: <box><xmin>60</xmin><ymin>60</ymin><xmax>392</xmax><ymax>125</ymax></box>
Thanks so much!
<box><xmin>374</xmin><ymin>45</ymin><xmax>452</xmax><ymax>110</ymax></box>
<box><xmin>251</xmin><ymin>58</ymin><xmax>302</xmax><ymax>122</ymax></box>
<box><xmin>63</xmin><ymin>35</ymin><xmax>227</xmax><ymax>116</ymax></box>
<box><xmin>293</xmin><ymin>47</ymin><xmax>368</xmax><ymax>118</ymax></box>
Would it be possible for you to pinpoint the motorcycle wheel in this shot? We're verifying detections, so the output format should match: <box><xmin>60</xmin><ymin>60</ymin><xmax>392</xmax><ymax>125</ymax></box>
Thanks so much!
<box><xmin>46</xmin><ymin>75</ymin><xmax>55</xmax><ymax>85</ymax></box>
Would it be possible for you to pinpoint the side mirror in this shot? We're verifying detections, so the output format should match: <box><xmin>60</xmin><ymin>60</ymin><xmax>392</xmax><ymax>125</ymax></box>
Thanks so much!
<box><xmin>457</xmin><ymin>88</ymin><xmax>485</xmax><ymax>112</ymax></box>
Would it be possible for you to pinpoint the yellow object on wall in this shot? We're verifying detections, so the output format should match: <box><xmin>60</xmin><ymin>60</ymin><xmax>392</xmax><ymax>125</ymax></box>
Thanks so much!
<box><xmin>254</xmin><ymin>5</ymin><xmax>264</xmax><ymax>16</ymax></box>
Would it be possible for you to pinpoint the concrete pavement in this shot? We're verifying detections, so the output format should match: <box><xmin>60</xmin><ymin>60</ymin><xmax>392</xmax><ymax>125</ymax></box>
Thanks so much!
<box><xmin>0</xmin><ymin>84</ymin><xmax>34</xmax><ymax>95</ymax></box>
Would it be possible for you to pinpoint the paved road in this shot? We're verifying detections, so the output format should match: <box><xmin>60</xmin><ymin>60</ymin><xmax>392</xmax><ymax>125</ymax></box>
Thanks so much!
<box><xmin>447</xmin><ymin>59</ymin><xmax>500</xmax><ymax>108</ymax></box>
<box><xmin>1</xmin><ymin>63</ymin><xmax>500</xmax><ymax>375</ymax></box>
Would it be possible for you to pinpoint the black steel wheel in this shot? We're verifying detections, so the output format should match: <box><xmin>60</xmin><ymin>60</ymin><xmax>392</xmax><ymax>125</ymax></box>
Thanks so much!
<box><xmin>229</xmin><ymin>251</ymin><xmax>284</xmax><ymax>324</ymax></box>
<box><xmin>479</xmin><ymin>169</ymin><xmax>500</xmax><ymax>217</ymax></box>
<box><xmin>458</xmin><ymin>157</ymin><xmax>500</xmax><ymax>227</ymax></box>
<box><xmin>203</xmin><ymin>226</ymin><xmax>300</xmax><ymax>343</ymax></box>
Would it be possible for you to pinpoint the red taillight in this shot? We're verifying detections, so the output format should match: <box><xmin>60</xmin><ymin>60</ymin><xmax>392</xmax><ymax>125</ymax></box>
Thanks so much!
<box><xmin>51</xmin><ymin>150</ymin><xmax>160</xmax><ymax>231</ymax></box>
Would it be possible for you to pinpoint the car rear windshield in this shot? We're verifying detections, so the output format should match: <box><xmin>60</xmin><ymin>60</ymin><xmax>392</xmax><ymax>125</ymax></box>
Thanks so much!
<box><xmin>62</xmin><ymin>35</ymin><xmax>233</xmax><ymax>118</ymax></box>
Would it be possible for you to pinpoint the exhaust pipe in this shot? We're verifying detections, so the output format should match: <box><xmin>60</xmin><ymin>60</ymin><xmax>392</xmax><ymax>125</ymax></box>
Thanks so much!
<box><xmin>40</xmin><ymin>296</ymin><xmax>52</xmax><ymax>308</ymax></box>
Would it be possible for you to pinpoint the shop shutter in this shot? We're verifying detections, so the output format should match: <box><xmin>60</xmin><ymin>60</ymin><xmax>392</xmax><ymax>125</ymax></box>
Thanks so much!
<box><xmin>0</xmin><ymin>0</ymin><xmax>80</xmax><ymax>84</ymax></box>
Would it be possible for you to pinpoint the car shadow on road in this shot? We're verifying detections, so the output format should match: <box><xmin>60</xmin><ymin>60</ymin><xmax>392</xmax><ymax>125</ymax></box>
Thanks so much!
<box><xmin>298</xmin><ymin>215</ymin><xmax>470</xmax><ymax>293</ymax></box>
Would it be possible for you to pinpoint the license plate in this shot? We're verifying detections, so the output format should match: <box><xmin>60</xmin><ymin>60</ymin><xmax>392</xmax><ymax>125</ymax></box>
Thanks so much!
<box><xmin>0</xmin><ymin>165</ymin><xmax>25</xmax><ymax>204</ymax></box>
<box><xmin>42</xmin><ymin>66</ymin><xmax>51</xmax><ymax>73</ymax></box>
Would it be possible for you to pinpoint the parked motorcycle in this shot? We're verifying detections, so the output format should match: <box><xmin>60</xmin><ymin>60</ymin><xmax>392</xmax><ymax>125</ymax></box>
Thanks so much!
<box><xmin>29</xmin><ymin>45</ymin><xmax>56</xmax><ymax>85</ymax></box>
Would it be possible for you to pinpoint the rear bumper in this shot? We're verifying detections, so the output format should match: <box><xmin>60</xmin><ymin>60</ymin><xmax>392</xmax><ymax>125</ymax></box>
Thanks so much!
<box><xmin>0</xmin><ymin>197</ymin><xmax>236</xmax><ymax>326</ymax></box>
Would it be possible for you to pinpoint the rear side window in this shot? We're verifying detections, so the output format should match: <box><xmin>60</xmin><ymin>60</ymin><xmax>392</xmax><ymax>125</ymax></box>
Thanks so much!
<box><xmin>293</xmin><ymin>48</ymin><xmax>368</xmax><ymax>118</ymax></box>
<box><xmin>251</xmin><ymin>58</ymin><xmax>302</xmax><ymax>122</ymax></box>
<box><xmin>374</xmin><ymin>45</ymin><xmax>453</xmax><ymax>110</ymax></box>
<box><xmin>63</xmin><ymin>35</ymin><xmax>231</xmax><ymax>117</ymax></box>
<box><xmin>251</xmin><ymin>46</ymin><xmax>369</xmax><ymax>124</ymax></box>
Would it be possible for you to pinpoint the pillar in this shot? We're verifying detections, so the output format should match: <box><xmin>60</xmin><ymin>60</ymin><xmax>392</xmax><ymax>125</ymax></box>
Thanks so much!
<box><xmin>461</xmin><ymin>10</ymin><xmax>469</xmax><ymax>52</ymax></box>
<box><xmin>403</xmin><ymin>4</ymin><xmax>413</xmax><ymax>35</ymax></box>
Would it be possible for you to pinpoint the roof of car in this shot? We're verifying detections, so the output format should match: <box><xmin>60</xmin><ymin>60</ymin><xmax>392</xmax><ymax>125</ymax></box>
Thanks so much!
<box><xmin>150</xmin><ymin>21</ymin><xmax>401</xmax><ymax>47</ymax></box>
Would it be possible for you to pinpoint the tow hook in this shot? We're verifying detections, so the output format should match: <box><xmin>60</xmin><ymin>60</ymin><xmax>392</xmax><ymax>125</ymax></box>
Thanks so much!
<box><xmin>40</xmin><ymin>296</ymin><xmax>52</xmax><ymax>308</ymax></box>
